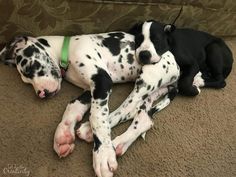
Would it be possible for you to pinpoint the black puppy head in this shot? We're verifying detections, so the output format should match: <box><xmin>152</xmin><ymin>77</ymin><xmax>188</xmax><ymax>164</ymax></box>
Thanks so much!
<box><xmin>0</xmin><ymin>36</ymin><xmax>62</xmax><ymax>98</ymax></box>
<box><xmin>129</xmin><ymin>20</ymin><xmax>170</xmax><ymax>65</ymax></box>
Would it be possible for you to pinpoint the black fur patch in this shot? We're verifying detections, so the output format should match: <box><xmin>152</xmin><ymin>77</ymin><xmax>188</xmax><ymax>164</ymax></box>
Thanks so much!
<box><xmin>21</xmin><ymin>59</ymin><xmax>27</xmax><ymax>67</ymax></box>
<box><xmin>38</xmin><ymin>38</ymin><xmax>50</xmax><ymax>47</ymax></box>
<box><xmin>136</xmin><ymin>79</ymin><xmax>144</xmax><ymax>86</ymax></box>
<box><xmin>97</xmin><ymin>52</ymin><xmax>101</xmax><ymax>59</ymax></box>
<box><xmin>118</xmin><ymin>55</ymin><xmax>122</xmax><ymax>63</ymax></box>
<box><xmin>86</xmin><ymin>54</ymin><xmax>91</xmax><ymax>59</ymax></box>
<box><xmin>158</xmin><ymin>79</ymin><xmax>162</xmax><ymax>87</ymax></box>
<box><xmin>91</xmin><ymin>68</ymin><xmax>112</xmax><ymax>99</ymax></box>
<box><xmin>35</xmin><ymin>42</ymin><xmax>45</xmax><ymax>50</ymax></box>
<box><xmin>142</xmin><ymin>94</ymin><xmax>148</xmax><ymax>100</ymax></box>
<box><xmin>37</xmin><ymin>70</ymin><xmax>45</xmax><ymax>77</ymax></box>
<box><xmin>79</xmin><ymin>63</ymin><xmax>84</xmax><ymax>67</ymax></box>
<box><xmin>70</xmin><ymin>90</ymin><xmax>91</xmax><ymax>104</ymax></box>
<box><xmin>140</xmin><ymin>103</ymin><xmax>146</xmax><ymax>110</ymax></box>
<box><xmin>93</xmin><ymin>134</ymin><xmax>102</xmax><ymax>151</ymax></box>
<box><xmin>100</xmin><ymin>100</ymin><xmax>107</xmax><ymax>106</ymax></box>
<box><xmin>16</xmin><ymin>55</ymin><xmax>22</xmax><ymax>64</ymax></box>
<box><xmin>102</xmin><ymin>32</ymin><xmax>124</xmax><ymax>56</ymax></box>
<box><xmin>23</xmin><ymin>45</ymin><xmax>40</xmax><ymax>57</ymax></box>
<box><xmin>127</xmin><ymin>53</ymin><xmax>134</xmax><ymax>64</ymax></box>
<box><xmin>148</xmin><ymin>107</ymin><xmax>159</xmax><ymax>117</ymax></box>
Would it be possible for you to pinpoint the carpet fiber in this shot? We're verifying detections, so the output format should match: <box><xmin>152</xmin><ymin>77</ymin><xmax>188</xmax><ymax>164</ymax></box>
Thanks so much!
<box><xmin>0</xmin><ymin>39</ymin><xmax>235</xmax><ymax>177</ymax></box>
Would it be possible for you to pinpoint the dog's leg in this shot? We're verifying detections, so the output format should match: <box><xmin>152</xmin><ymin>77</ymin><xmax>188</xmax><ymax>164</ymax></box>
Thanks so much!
<box><xmin>78</xmin><ymin>62</ymin><xmax>179</xmax><ymax>143</ymax></box>
<box><xmin>53</xmin><ymin>91</ymin><xmax>91</xmax><ymax>157</ymax></box>
<box><xmin>77</xmin><ymin>87</ymin><xmax>175</xmax><ymax>142</ymax></box>
<box><xmin>112</xmin><ymin>87</ymin><xmax>178</xmax><ymax>156</ymax></box>
<box><xmin>89</xmin><ymin>68</ymin><xmax>118</xmax><ymax>177</ymax></box>
<box><xmin>178</xmin><ymin>64</ymin><xmax>200</xmax><ymax>96</ymax></box>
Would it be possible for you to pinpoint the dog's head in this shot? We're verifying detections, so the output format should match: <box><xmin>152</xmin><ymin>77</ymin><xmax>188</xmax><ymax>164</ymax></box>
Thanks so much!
<box><xmin>0</xmin><ymin>36</ymin><xmax>62</xmax><ymax>98</ymax></box>
<box><xmin>129</xmin><ymin>20</ymin><xmax>171</xmax><ymax>65</ymax></box>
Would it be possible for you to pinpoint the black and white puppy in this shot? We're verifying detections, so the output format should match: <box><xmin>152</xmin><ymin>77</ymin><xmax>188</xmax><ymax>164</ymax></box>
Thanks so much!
<box><xmin>129</xmin><ymin>20</ymin><xmax>233</xmax><ymax>96</ymax></box>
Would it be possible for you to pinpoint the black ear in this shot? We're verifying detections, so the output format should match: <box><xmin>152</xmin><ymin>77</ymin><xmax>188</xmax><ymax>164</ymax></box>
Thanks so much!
<box><xmin>0</xmin><ymin>36</ymin><xmax>27</xmax><ymax>66</ymax></box>
<box><xmin>128</xmin><ymin>22</ymin><xmax>143</xmax><ymax>35</ymax></box>
<box><xmin>164</xmin><ymin>24</ymin><xmax>176</xmax><ymax>33</ymax></box>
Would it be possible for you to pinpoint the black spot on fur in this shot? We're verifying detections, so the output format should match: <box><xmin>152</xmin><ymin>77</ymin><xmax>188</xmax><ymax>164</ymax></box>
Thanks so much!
<box><xmin>70</xmin><ymin>91</ymin><xmax>91</xmax><ymax>104</ymax></box>
<box><xmin>147</xmin><ymin>85</ymin><xmax>151</xmax><ymax>90</ymax></box>
<box><xmin>102</xmin><ymin>32</ymin><xmax>124</xmax><ymax>56</ymax></box>
<box><xmin>21</xmin><ymin>59</ymin><xmax>27</xmax><ymax>67</ymax></box>
<box><xmin>167</xmin><ymin>61</ymin><xmax>170</xmax><ymax>64</ymax></box>
<box><xmin>134</xmin><ymin>121</ymin><xmax>138</xmax><ymax>125</ymax></box>
<box><xmin>148</xmin><ymin>107</ymin><xmax>159</xmax><ymax>117</ymax></box>
<box><xmin>129</xmin><ymin>99</ymin><xmax>132</xmax><ymax>103</ymax></box>
<box><xmin>23</xmin><ymin>45</ymin><xmax>40</xmax><ymax>57</ymax></box>
<box><xmin>158</xmin><ymin>79</ymin><xmax>162</xmax><ymax>87</ymax></box>
<box><xmin>127</xmin><ymin>53</ymin><xmax>134</xmax><ymax>64</ymax></box>
<box><xmin>32</xmin><ymin>60</ymin><xmax>41</xmax><ymax>70</ymax></box>
<box><xmin>136</xmin><ymin>79</ymin><xmax>144</xmax><ymax>86</ymax></box>
<box><xmin>91</xmin><ymin>68</ymin><xmax>112</xmax><ymax>99</ymax></box>
<box><xmin>121</xmin><ymin>76</ymin><xmax>125</xmax><ymax>80</ymax></box>
<box><xmin>38</xmin><ymin>38</ymin><xmax>50</xmax><ymax>47</ymax></box>
<box><xmin>120</xmin><ymin>64</ymin><xmax>124</xmax><ymax>69</ymax></box>
<box><xmin>125</xmin><ymin>48</ymin><xmax>128</xmax><ymax>53</ymax></box>
<box><xmin>97</xmin><ymin>52</ymin><xmax>101</xmax><ymax>59</ymax></box>
<box><xmin>16</xmin><ymin>55</ymin><xmax>22</xmax><ymax>64</ymax></box>
<box><xmin>35</xmin><ymin>42</ymin><xmax>45</xmax><ymax>50</ymax></box>
<box><xmin>129</xmin><ymin>41</ymin><xmax>135</xmax><ymax>50</ymax></box>
<box><xmin>86</xmin><ymin>54</ymin><xmax>91</xmax><ymax>59</ymax></box>
<box><xmin>118</xmin><ymin>55</ymin><xmax>122</xmax><ymax>63</ymax></box>
<box><xmin>37</xmin><ymin>70</ymin><xmax>45</xmax><ymax>76</ymax></box>
<box><xmin>100</xmin><ymin>100</ymin><xmax>107</xmax><ymax>106</ymax></box>
<box><xmin>142</xmin><ymin>94</ymin><xmax>148</xmax><ymax>100</ymax></box>
<box><xmin>79</xmin><ymin>63</ymin><xmax>84</xmax><ymax>67</ymax></box>
<box><xmin>93</xmin><ymin>134</ymin><xmax>102</xmax><ymax>152</ymax></box>
<box><xmin>163</xmin><ymin>64</ymin><xmax>166</xmax><ymax>69</ymax></box>
<box><xmin>140</xmin><ymin>103</ymin><xmax>146</xmax><ymax>110</ymax></box>
<box><xmin>51</xmin><ymin>69</ymin><xmax>60</xmax><ymax>79</ymax></box>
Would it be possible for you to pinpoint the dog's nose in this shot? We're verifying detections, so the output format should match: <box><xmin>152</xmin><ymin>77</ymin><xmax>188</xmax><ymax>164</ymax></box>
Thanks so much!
<box><xmin>138</xmin><ymin>50</ymin><xmax>152</xmax><ymax>64</ymax></box>
<box><xmin>37</xmin><ymin>89</ymin><xmax>51</xmax><ymax>98</ymax></box>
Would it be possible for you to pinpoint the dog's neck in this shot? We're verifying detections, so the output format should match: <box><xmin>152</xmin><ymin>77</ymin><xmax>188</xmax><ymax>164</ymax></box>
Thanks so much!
<box><xmin>37</xmin><ymin>36</ymin><xmax>65</xmax><ymax>67</ymax></box>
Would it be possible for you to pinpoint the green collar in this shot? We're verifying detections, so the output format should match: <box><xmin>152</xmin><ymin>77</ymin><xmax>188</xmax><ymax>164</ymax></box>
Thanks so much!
<box><xmin>60</xmin><ymin>36</ymin><xmax>71</xmax><ymax>77</ymax></box>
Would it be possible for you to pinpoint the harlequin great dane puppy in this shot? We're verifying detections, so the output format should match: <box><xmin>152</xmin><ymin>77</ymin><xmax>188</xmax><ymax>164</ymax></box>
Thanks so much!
<box><xmin>0</xmin><ymin>33</ymin><xmax>179</xmax><ymax>177</ymax></box>
<box><xmin>129</xmin><ymin>20</ymin><xmax>233</xmax><ymax>96</ymax></box>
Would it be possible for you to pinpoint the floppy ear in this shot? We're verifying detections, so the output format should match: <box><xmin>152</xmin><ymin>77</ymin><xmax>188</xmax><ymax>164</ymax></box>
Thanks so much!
<box><xmin>164</xmin><ymin>24</ymin><xmax>176</xmax><ymax>33</ymax></box>
<box><xmin>0</xmin><ymin>36</ymin><xmax>27</xmax><ymax>67</ymax></box>
<box><xmin>128</xmin><ymin>21</ymin><xmax>143</xmax><ymax>35</ymax></box>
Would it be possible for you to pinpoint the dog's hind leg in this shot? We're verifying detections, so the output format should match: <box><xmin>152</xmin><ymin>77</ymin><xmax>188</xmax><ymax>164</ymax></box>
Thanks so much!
<box><xmin>53</xmin><ymin>90</ymin><xmax>91</xmax><ymax>157</ymax></box>
<box><xmin>203</xmin><ymin>40</ymin><xmax>233</xmax><ymax>88</ymax></box>
<box><xmin>112</xmin><ymin>86</ymin><xmax>178</xmax><ymax>156</ymax></box>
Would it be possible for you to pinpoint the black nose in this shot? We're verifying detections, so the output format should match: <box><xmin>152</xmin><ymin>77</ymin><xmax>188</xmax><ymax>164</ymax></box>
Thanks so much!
<box><xmin>138</xmin><ymin>50</ymin><xmax>152</xmax><ymax>64</ymax></box>
<box><xmin>43</xmin><ymin>89</ymin><xmax>50</xmax><ymax>98</ymax></box>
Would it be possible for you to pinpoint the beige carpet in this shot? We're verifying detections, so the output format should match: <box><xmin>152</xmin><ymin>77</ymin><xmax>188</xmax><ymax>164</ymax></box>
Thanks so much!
<box><xmin>0</xmin><ymin>39</ymin><xmax>235</xmax><ymax>177</ymax></box>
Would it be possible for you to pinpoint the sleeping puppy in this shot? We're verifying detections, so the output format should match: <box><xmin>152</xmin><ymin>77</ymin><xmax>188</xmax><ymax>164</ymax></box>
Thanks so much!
<box><xmin>129</xmin><ymin>20</ymin><xmax>233</xmax><ymax>96</ymax></box>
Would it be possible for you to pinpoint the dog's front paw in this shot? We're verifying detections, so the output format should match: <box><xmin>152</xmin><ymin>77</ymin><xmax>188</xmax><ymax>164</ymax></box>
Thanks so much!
<box><xmin>93</xmin><ymin>144</ymin><xmax>118</xmax><ymax>177</ymax></box>
<box><xmin>76</xmin><ymin>121</ymin><xmax>94</xmax><ymax>142</ymax></box>
<box><xmin>53</xmin><ymin>122</ymin><xmax>75</xmax><ymax>157</ymax></box>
